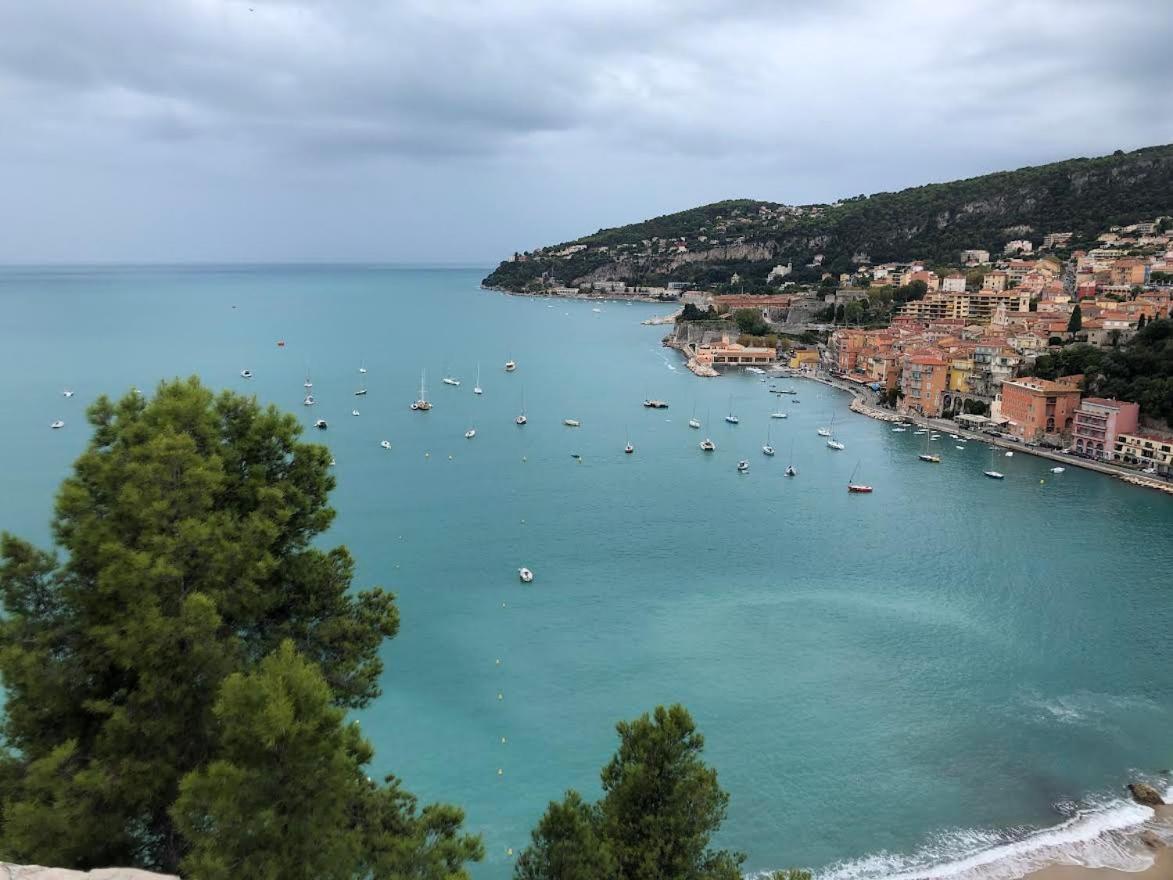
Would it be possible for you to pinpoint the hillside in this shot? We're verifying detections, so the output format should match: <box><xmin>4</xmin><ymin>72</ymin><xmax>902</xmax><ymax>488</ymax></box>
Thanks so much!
<box><xmin>483</xmin><ymin>144</ymin><xmax>1173</xmax><ymax>292</ymax></box>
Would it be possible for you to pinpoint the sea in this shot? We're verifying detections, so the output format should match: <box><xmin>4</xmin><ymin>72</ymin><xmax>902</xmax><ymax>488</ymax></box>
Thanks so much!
<box><xmin>2</xmin><ymin>264</ymin><xmax>1172</xmax><ymax>880</ymax></box>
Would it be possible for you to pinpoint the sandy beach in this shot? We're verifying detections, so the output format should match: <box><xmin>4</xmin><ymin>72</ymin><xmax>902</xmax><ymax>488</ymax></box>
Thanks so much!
<box><xmin>1027</xmin><ymin>807</ymin><xmax>1173</xmax><ymax>880</ymax></box>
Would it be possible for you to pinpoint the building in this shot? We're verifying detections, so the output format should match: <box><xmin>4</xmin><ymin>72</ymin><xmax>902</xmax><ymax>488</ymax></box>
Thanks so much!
<box><xmin>1073</xmin><ymin>398</ymin><xmax>1139</xmax><ymax>460</ymax></box>
<box><xmin>695</xmin><ymin>340</ymin><xmax>777</xmax><ymax>367</ymax></box>
<box><xmin>960</xmin><ymin>249</ymin><xmax>991</xmax><ymax>265</ymax></box>
<box><xmin>1114</xmin><ymin>432</ymin><xmax>1173</xmax><ymax>476</ymax></box>
<box><xmin>1110</xmin><ymin>258</ymin><xmax>1146</xmax><ymax>287</ymax></box>
<box><xmin>942</xmin><ymin>273</ymin><xmax>967</xmax><ymax>293</ymax></box>
<box><xmin>1042</xmin><ymin>232</ymin><xmax>1073</xmax><ymax>249</ymax></box>
<box><xmin>789</xmin><ymin>349</ymin><xmax>820</xmax><ymax>370</ymax></box>
<box><xmin>998</xmin><ymin>377</ymin><xmax>1081</xmax><ymax>443</ymax></box>
<box><xmin>1004</xmin><ymin>239</ymin><xmax>1034</xmax><ymax>255</ymax></box>
<box><xmin>982</xmin><ymin>272</ymin><xmax>1008</xmax><ymax>292</ymax></box>
<box><xmin>899</xmin><ymin>353</ymin><xmax>949</xmax><ymax>417</ymax></box>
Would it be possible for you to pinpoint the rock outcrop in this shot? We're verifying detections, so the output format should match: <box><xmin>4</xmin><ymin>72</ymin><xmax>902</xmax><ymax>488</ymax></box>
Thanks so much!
<box><xmin>0</xmin><ymin>866</ymin><xmax>177</xmax><ymax>880</ymax></box>
<box><xmin>1127</xmin><ymin>782</ymin><xmax>1167</xmax><ymax>806</ymax></box>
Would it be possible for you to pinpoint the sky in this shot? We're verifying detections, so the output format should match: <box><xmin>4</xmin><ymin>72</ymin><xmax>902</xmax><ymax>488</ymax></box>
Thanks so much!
<box><xmin>0</xmin><ymin>0</ymin><xmax>1170</xmax><ymax>265</ymax></box>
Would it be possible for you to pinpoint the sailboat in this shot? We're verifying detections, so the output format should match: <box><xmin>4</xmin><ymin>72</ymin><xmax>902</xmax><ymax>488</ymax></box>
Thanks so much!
<box><xmin>785</xmin><ymin>441</ymin><xmax>797</xmax><ymax>476</ymax></box>
<box><xmin>688</xmin><ymin>402</ymin><xmax>701</xmax><ymax>430</ymax></box>
<box><xmin>504</xmin><ymin>358</ymin><xmax>517</xmax><ymax>372</ymax></box>
<box><xmin>736</xmin><ymin>460</ymin><xmax>750</xmax><ymax>473</ymax></box>
<box><xmin>354</xmin><ymin>376</ymin><xmax>367</xmax><ymax>396</ymax></box>
<box><xmin>410</xmin><ymin>370</ymin><xmax>432</xmax><ymax>411</ymax></box>
<box><xmin>762</xmin><ymin>424</ymin><xmax>775</xmax><ymax>456</ymax></box>
<box><xmin>624</xmin><ymin>427</ymin><xmax>634</xmax><ymax>455</ymax></box>
<box><xmin>817</xmin><ymin>414</ymin><xmax>832</xmax><ymax>437</ymax></box>
<box><xmin>465</xmin><ymin>428</ymin><xmax>476</xmax><ymax>439</ymax></box>
<box><xmin>984</xmin><ymin>446</ymin><xmax>1004</xmax><ymax>479</ymax></box>
<box><xmin>304</xmin><ymin>369</ymin><xmax>313</xmax><ymax>389</ymax></box>
<box><xmin>515</xmin><ymin>390</ymin><xmax>527</xmax><ymax>425</ymax></box>
<box><xmin>847</xmin><ymin>461</ymin><xmax>873</xmax><ymax>493</ymax></box>
<box><xmin>441</xmin><ymin>365</ymin><xmax>461</xmax><ymax>387</ymax></box>
<box><xmin>359</xmin><ymin>360</ymin><xmax>367</xmax><ymax>374</ymax></box>
<box><xmin>700</xmin><ymin>408</ymin><xmax>715</xmax><ymax>450</ymax></box>
<box><xmin>825</xmin><ymin>415</ymin><xmax>844</xmax><ymax>450</ymax></box>
<box><xmin>918</xmin><ymin>428</ymin><xmax>940</xmax><ymax>462</ymax></box>
<box><xmin>473</xmin><ymin>364</ymin><xmax>483</xmax><ymax>395</ymax></box>
<box><xmin>724</xmin><ymin>395</ymin><xmax>739</xmax><ymax>424</ymax></box>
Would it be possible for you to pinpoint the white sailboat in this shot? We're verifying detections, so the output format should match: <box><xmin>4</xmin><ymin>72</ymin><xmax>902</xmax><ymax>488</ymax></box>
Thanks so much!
<box><xmin>918</xmin><ymin>429</ymin><xmax>940</xmax><ymax>462</ymax></box>
<box><xmin>473</xmin><ymin>363</ymin><xmax>483</xmax><ymax>395</ymax></box>
<box><xmin>984</xmin><ymin>446</ymin><xmax>1004</xmax><ymax>479</ymax></box>
<box><xmin>504</xmin><ymin>358</ymin><xmax>517</xmax><ymax>372</ymax></box>
<box><xmin>359</xmin><ymin>359</ymin><xmax>367</xmax><ymax>374</ymax></box>
<box><xmin>817</xmin><ymin>414</ymin><xmax>832</xmax><ymax>437</ymax></box>
<box><xmin>50</xmin><ymin>420</ymin><xmax>65</xmax><ymax>430</ymax></box>
<box><xmin>411</xmin><ymin>370</ymin><xmax>432</xmax><ymax>411</ymax></box>
<box><xmin>785</xmin><ymin>441</ymin><xmax>797</xmax><ymax>476</ymax></box>
<box><xmin>688</xmin><ymin>402</ymin><xmax>701</xmax><ymax>429</ymax></box>
<box><xmin>736</xmin><ymin>460</ymin><xmax>750</xmax><ymax>473</ymax></box>
<box><xmin>515</xmin><ymin>390</ymin><xmax>527</xmax><ymax>426</ymax></box>
<box><xmin>465</xmin><ymin>428</ymin><xmax>476</xmax><ymax>439</ymax></box>
<box><xmin>825</xmin><ymin>415</ymin><xmax>844</xmax><ymax>449</ymax></box>
<box><xmin>304</xmin><ymin>369</ymin><xmax>313</xmax><ymax>389</ymax></box>
<box><xmin>354</xmin><ymin>378</ymin><xmax>367</xmax><ymax>396</ymax></box>
<box><xmin>724</xmin><ymin>395</ymin><xmax>739</xmax><ymax>424</ymax></box>
<box><xmin>762</xmin><ymin>424</ymin><xmax>775</xmax><ymax>456</ymax></box>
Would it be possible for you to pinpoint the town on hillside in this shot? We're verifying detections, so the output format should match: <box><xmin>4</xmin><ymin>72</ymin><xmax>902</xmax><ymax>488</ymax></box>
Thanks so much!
<box><xmin>525</xmin><ymin>217</ymin><xmax>1173</xmax><ymax>480</ymax></box>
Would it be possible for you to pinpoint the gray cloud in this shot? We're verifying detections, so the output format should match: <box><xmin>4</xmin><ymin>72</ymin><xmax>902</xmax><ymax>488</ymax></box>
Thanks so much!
<box><xmin>0</xmin><ymin>0</ymin><xmax>1170</xmax><ymax>262</ymax></box>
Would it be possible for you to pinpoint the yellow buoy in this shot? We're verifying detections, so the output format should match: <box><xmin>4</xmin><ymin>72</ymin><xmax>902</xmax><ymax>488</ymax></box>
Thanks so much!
<box><xmin>506</xmin><ymin>848</ymin><xmax>514</xmax><ymax>857</ymax></box>
<box><xmin>501</xmin><ymin>736</ymin><xmax>507</xmax><ymax>744</ymax></box>
<box><xmin>497</xmin><ymin>768</ymin><xmax>503</xmax><ymax>776</ymax></box>
<box><xmin>497</xmin><ymin>692</ymin><xmax>503</xmax><ymax>700</ymax></box>
<box><xmin>501</xmin><ymin>601</ymin><xmax>506</xmax><ymax>608</ymax></box>
<box><xmin>495</xmin><ymin>658</ymin><xmax>501</xmax><ymax>665</ymax></box>
<box><xmin>448</xmin><ymin>454</ymin><xmax>453</xmax><ymax>460</ymax></box>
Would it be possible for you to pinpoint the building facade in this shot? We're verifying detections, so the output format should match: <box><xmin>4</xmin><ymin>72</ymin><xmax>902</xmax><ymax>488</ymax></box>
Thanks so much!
<box><xmin>1072</xmin><ymin>398</ymin><xmax>1140</xmax><ymax>460</ymax></box>
<box><xmin>998</xmin><ymin>377</ymin><xmax>1081</xmax><ymax>443</ymax></box>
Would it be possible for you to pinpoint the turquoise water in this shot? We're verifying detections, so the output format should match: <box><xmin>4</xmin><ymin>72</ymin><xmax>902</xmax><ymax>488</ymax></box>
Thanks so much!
<box><xmin>3</xmin><ymin>265</ymin><xmax>1173</xmax><ymax>879</ymax></box>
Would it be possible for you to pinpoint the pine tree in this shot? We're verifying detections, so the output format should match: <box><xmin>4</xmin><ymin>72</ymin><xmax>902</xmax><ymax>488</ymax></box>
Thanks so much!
<box><xmin>0</xmin><ymin>378</ymin><xmax>480</xmax><ymax>876</ymax></box>
<box><xmin>1068</xmin><ymin>303</ymin><xmax>1083</xmax><ymax>333</ymax></box>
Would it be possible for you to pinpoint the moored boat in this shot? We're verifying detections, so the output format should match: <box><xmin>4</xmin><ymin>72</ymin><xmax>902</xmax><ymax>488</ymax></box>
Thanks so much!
<box><xmin>518</xmin><ymin>567</ymin><xmax>534</xmax><ymax>583</ymax></box>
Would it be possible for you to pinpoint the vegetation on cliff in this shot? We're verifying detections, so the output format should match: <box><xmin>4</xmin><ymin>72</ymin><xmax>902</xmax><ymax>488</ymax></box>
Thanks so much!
<box><xmin>484</xmin><ymin>144</ymin><xmax>1173</xmax><ymax>292</ymax></box>
<box><xmin>1032</xmin><ymin>318</ymin><xmax>1173</xmax><ymax>423</ymax></box>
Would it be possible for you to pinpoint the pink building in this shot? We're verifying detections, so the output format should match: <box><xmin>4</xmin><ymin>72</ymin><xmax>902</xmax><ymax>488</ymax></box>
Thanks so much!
<box><xmin>1073</xmin><ymin>398</ymin><xmax>1140</xmax><ymax>460</ymax></box>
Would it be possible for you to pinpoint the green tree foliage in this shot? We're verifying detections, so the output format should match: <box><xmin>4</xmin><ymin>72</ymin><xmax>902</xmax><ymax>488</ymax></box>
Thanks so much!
<box><xmin>679</xmin><ymin>303</ymin><xmax>720</xmax><ymax>322</ymax></box>
<box><xmin>515</xmin><ymin>792</ymin><xmax>615</xmax><ymax>880</ymax></box>
<box><xmin>517</xmin><ymin>705</ymin><xmax>743</xmax><ymax>880</ymax></box>
<box><xmin>1067</xmin><ymin>304</ymin><xmax>1083</xmax><ymax>333</ymax></box>
<box><xmin>0</xmin><ymin>378</ymin><xmax>480</xmax><ymax>877</ymax></box>
<box><xmin>734</xmin><ymin>308</ymin><xmax>770</xmax><ymax>336</ymax></box>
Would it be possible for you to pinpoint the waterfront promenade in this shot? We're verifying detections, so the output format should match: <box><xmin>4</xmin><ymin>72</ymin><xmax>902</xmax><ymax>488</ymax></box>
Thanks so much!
<box><xmin>805</xmin><ymin>372</ymin><xmax>1173</xmax><ymax>496</ymax></box>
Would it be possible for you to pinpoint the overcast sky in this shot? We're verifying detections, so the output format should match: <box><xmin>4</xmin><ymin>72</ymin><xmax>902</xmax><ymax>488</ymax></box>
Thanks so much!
<box><xmin>0</xmin><ymin>0</ymin><xmax>1169</xmax><ymax>264</ymax></box>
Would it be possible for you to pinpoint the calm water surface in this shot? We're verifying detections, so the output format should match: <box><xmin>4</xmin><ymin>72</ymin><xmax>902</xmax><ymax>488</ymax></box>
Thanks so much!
<box><xmin>2</xmin><ymin>266</ymin><xmax>1172</xmax><ymax>879</ymax></box>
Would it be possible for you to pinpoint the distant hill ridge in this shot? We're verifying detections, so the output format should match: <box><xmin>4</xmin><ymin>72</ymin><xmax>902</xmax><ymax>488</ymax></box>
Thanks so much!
<box><xmin>483</xmin><ymin>144</ymin><xmax>1173</xmax><ymax>291</ymax></box>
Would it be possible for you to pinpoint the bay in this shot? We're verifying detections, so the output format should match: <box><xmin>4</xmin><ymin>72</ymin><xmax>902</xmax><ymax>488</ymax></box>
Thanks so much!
<box><xmin>2</xmin><ymin>265</ymin><xmax>1172</xmax><ymax>879</ymax></box>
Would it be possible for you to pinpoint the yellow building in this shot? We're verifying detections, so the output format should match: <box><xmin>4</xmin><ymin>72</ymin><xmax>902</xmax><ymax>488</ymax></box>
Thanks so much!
<box><xmin>789</xmin><ymin>349</ymin><xmax>820</xmax><ymax>370</ymax></box>
<box><xmin>947</xmin><ymin>357</ymin><xmax>974</xmax><ymax>393</ymax></box>
<box><xmin>1114</xmin><ymin>432</ymin><xmax>1173</xmax><ymax>476</ymax></box>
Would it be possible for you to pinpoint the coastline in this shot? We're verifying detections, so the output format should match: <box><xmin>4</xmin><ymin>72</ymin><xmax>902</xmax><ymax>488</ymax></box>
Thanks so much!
<box><xmin>792</xmin><ymin>371</ymin><xmax>1173</xmax><ymax>496</ymax></box>
<box><xmin>1026</xmin><ymin>807</ymin><xmax>1173</xmax><ymax>880</ymax></box>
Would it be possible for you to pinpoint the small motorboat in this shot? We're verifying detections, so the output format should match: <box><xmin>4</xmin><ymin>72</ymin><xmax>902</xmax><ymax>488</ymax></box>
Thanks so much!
<box><xmin>380</xmin><ymin>440</ymin><xmax>391</xmax><ymax>450</ymax></box>
<box><xmin>745</xmin><ymin>366</ymin><xmax>765</xmax><ymax>374</ymax></box>
<box><xmin>354</xmin><ymin>387</ymin><xmax>367</xmax><ymax>396</ymax></box>
<box><xmin>1005</xmin><ymin>451</ymin><xmax>1014</xmax><ymax>457</ymax></box>
<box><xmin>442</xmin><ymin>376</ymin><xmax>461</xmax><ymax>386</ymax></box>
<box><xmin>984</xmin><ymin>470</ymin><xmax>1005</xmax><ymax>479</ymax></box>
<box><xmin>504</xmin><ymin>360</ymin><xmax>517</xmax><ymax>372</ymax></box>
<box><xmin>785</xmin><ymin>464</ymin><xmax>797</xmax><ymax>477</ymax></box>
<box><xmin>329</xmin><ymin>457</ymin><xmax>336</xmax><ymax>467</ymax></box>
<box><xmin>770</xmin><ymin>411</ymin><xmax>788</xmax><ymax>419</ymax></box>
<box><xmin>571</xmin><ymin>453</ymin><xmax>582</xmax><ymax>460</ymax></box>
<box><xmin>277</xmin><ymin>340</ymin><xmax>285</xmax><ymax>347</ymax></box>
<box><xmin>563</xmin><ymin>418</ymin><xmax>581</xmax><ymax>427</ymax></box>
<box><xmin>892</xmin><ymin>427</ymin><xmax>907</xmax><ymax>432</ymax></box>
<box><xmin>736</xmin><ymin>460</ymin><xmax>750</xmax><ymax>473</ymax></box>
<box><xmin>63</xmin><ymin>389</ymin><xmax>75</xmax><ymax>397</ymax></box>
<box><xmin>515</xmin><ymin>414</ymin><xmax>527</xmax><ymax>426</ymax></box>
<box><xmin>847</xmin><ymin>483</ymin><xmax>873</xmax><ymax>493</ymax></box>
<box><xmin>827</xmin><ymin>439</ymin><xmax>845</xmax><ymax>450</ymax></box>
<box><xmin>465</xmin><ymin>428</ymin><xmax>476</xmax><ymax>439</ymax></box>
<box><xmin>817</xmin><ymin>427</ymin><xmax>832</xmax><ymax>437</ymax></box>
<box><xmin>700</xmin><ymin>438</ymin><xmax>716</xmax><ymax>452</ymax></box>
<box><xmin>643</xmin><ymin>399</ymin><xmax>669</xmax><ymax>409</ymax></box>
<box><xmin>1050</xmin><ymin>466</ymin><xmax>1065</xmax><ymax>473</ymax></box>
<box><xmin>352</xmin><ymin>409</ymin><xmax>360</xmax><ymax>417</ymax></box>
<box><xmin>688</xmin><ymin>418</ymin><xmax>701</xmax><ymax>429</ymax></box>
<box><xmin>762</xmin><ymin>444</ymin><xmax>775</xmax><ymax>456</ymax></box>
<box><xmin>955</xmin><ymin>445</ymin><xmax>965</xmax><ymax>450</ymax></box>
<box><xmin>930</xmin><ymin>434</ymin><xmax>941</xmax><ymax>440</ymax></box>
<box><xmin>313</xmin><ymin>419</ymin><xmax>328</xmax><ymax>430</ymax></box>
<box><xmin>303</xmin><ymin>394</ymin><xmax>315</xmax><ymax>406</ymax></box>
<box><xmin>50</xmin><ymin>420</ymin><xmax>65</xmax><ymax>430</ymax></box>
<box><xmin>240</xmin><ymin>369</ymin><xmax>253</xmax><ymax>379</ymax></box>
<box><xmin>624</xmin><ymin>443</ymin><xmax>634</xmax><ymax>454</ymax></box>
<box><xmin>518</xmin><ymin>567</ymin><xmax>534</xmax><ymax>583</ymax></box>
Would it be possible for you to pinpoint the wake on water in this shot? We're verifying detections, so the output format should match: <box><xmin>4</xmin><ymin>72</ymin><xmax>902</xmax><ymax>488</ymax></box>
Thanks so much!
<box><xmin>752</xmin><ymin>784</ymin><xmax>1172</xmax><ymax>880</ymax></box>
